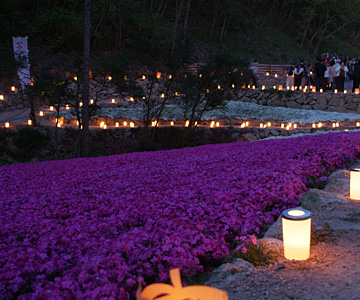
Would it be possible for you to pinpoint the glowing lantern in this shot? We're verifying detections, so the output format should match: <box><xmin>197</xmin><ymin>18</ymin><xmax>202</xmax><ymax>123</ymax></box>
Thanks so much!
<box><xmin>115</xmin><ymin>122</ymin><xmax>119</xmax><ymax>127</ymax></box>
<box><xmin>123</xmin><ymin>121</ymin><xmax>128</xmax><ymax>126</ymax></box>
<box><xmin>350</xmin><ymin>169</ymin><xmax>360</xmax><ymax>200</ymax></box>
<box><xmin>112</xmin><ymin>99</ymin><xmax>116</xmax><ymax>103</ymax></box>
<box><xmin>160</xmin><ymin>93</ymin><xmax>165</xmax><ymax>98</ymax></box>
<box><xmin>210</xmin><ymin>121</ymin><xmax>215</xmax><ymax>128</ymax></box>
<box><xmin>11</xmin><ymin>86</ymin><xmax>16</xmax><ymax>92</ymax></box>
<box><xmin>39</xmin><ymin>111</ymin><xmax>44</xmax><ymax>116</ymax></box>
<box><xmin>90</xmin><ymin>99</ymin><xmax>94</xmax><ymax>104</ymax></box>
<box><xmin>5</xmin><ymin>122</ymin><xmax>10</xmax><ymax>128</ymax></box>
<box><xmin>185</xmin><ymin>120</ymin><xmax>190</xmax><ymax>127</ymax></box>
<box><xmin>291</xmin><ymin>86</ymin><xmax>295</xmax><ymax>91</ymax></box>
<box><xmin>74</xmin><ymin>76</ymin><xmax>77</xmax><ymax>81</ymax></box>
<box><xmin>241</xmin><ymin>123</ymin><xmax>245</xmax><ymax>128</ymax></box>
<box><xmin>57</xmin><ymin>123</ymin><xmax>61</xmax><ymax>128</ymax></box>
<box><xmin>267</xmin><ymin>122</ymin><xmax>271</xmax><ymax>127</ymax></box>
<box><xmin>281</xmin><ymin>123</ymin><xmax>285</xmax><ymax>128</ymax></box>
<box><xmin>0</xmin><ymin>95</ymin><xmax>4</xmax><ymax>100</ymax></box>
<box><xmin>274</xmin><ymin>74</ymin><xmax>278</xmax><ymax>78</ymax></box>
<box><xmin>282</xmin><ymin>208</ymin><xmax>311</xmax><ymax>260</ymax></box>
<box><xmin>294</xmin><ymin>124</ymin><xmax>297</xmax><ymax>129</ymax></box>
<box><xmin>287</xmin><ymin>86</ymin><xmax>290</xmax><ymax>90</ymax></box>
<box><xmin>76</xmin><ymin>120</ymin><xmax>79</xmax><ymax>126</ymax></box>
<box><xmin>170</xmin><ymin>121</ymin><xmax>174</xmax><ymax>126</ymax></box>
<box><xmin>245</xmin><ymin>121</ymin><xmax>249</xmax><ymax>126</ymax></box>
<box><xmin>336</xmin><ymin>122</ymin><xmax>339</xmax><ymax>127</ymax></box>
<box><xmin>216</xmin><ymin>122</ymin><xmax>220</xmax><ymax>127</ymax></box>
<box><xmin>28</xmin><ymin>119</ymin><xmax>32</xmax><ymax>126</ymax></box>
<box><xmin>124</xmin><ymin>75</ymin><xmax>128</xmax><ymax>80</ymax></box>
<box><xmin>334</xmin><ymin>89</ymin><xmax>338</xmax><ymax>93</ymax></box>
<box><xmin>65</xmin><ymin>104</ymin><xmax>70</xmax><ymax>110</ymax></box>
<box><xmin>217</xmin><ymin>85</ymin><xmax>221</xmax><ymax>90</ymax></box>
<box><xmin>232</xmin><ymin>84</ymin><xmax>235</xmax><ymax>88</ymax></box>
<box><xmin>332</xmin><ymin>123</ymin><xmax>336</xmax><ymax>128</ymax></box>
<box><xmin>318</xmin><ymin>122</ymin><xmax>322</xmax><ymax>128</ymax></box>
<box><xmin>100</xmin><ymin>121</ymin><xmax>105</xmax><ymax>128</ymax></box>
<box><xmin>266</xmin><ymin>72</ymin><xmax>269</xmax><ymax>76</ymax></box>
<box><xmin>355</xmin><ymin>88</ymin><xmax>360</xmax><ymax>94</ymax></box>
<box><xmin>138</xmin><ymin>268</ymin><xmax>228</xmax><ymax>300</ymax></box>
<box><xmin>273</xmin><ymin>86</ymin><xmax>276</xmax><ymax>89</ymax></box>
<box><xmin>103</xmin><ymin>124</ymin><xmax>107</xmax><ymax>129</ymax></box>
<box><xmin>79</xmin><ymin>102</ymin><xmax>83</xmax><ymax>107</ymax></box>
<box><xmin>278</xmin><ymin>85</ymin><xmax>283</xmax><ymax>91</ymax></box>
<box><xmin>168</xmin><ymin>74</ymin><xmax>172</xmax><ymax>79</ymax></box>
<box><xmin>262</xmin><ymin>85</ymin><xmax>265</xmax><ymax>90</ymax></box>
<box><xmin>288</xmin><ymin>123</ymin><xmax>292</xmax><ymax>127</ymax></box>
<box><xmin>50</xmin><ymin>106</ymin><xmax>54</xmax><ymax>111</ymax></box>
<box><xmin>130</xmin><ymin>97</ymin><xmax>134</xmax><ymax>102</ymax></box>
<box><xmin>252</xmin><ymin>85</ymin><xmax>255</xmax><ymax>89</ymax></box>
<box><xmin>130</xmin><ymin>122</ymin><xmax>135</xmax><ymax>128</ymax></box>
<box><xmin>247</xmin><ymin>84</ymin><xmax>250</xmax><ymax>89</ymax></box>
<box><xmin>312</xmin><ymin>123</ymin><xmax>316</xmax><ymax>128</ymax></box>
<box><xmin>320</xmin><ymin>89</ymin><xmax>323</xmax><ymax>93</ymax></box>
<box><xmin>108</xmin><ymin>76</ymin><xmax>112</xmax><ymax>81</ymax></box>
<box><xmin>156</xmin><ymin>72</ymin><xmax>161</xmax><ymax>79</ymax></box>
<box><xmin>356</xmin><ymin>122</ymin><xmax>360</xmax><ymax>127</ymax></box>
<box><xmin>260</xmin><ymin>123</ymin><xmax>264</xmax><ymax>128</ymax></box>
<box><xmin>312</xmin><ymin>87</ymin><xmax>316</xmax><ymax>92</ymax></box>
<box><xmin>344</xmin><ymin>90</ymin><xmax>347</xmax><ymax>94</ymax></box>
<box><xmin>199</xmin><ymin>74</ymin><xmax>202</xmax><ymax>78</ymax></box>
<box><xmin>142</xmin><ymin>75</ymin><xmax>146</xmax><ymax>80</ymax></box>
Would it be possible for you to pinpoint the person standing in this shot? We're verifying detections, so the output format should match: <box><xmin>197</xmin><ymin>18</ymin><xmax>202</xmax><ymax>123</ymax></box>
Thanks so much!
<box><xmin>314</xmin><ymin>57</ymin><xmax>327</xmax><ymax>92</ymax></box>
<box><xmin>332</xmin><ymin>59</ymin><xmax>341</xmax><ymax>91</ymax></box>
<box><xmin>293</xmin><ymin>62</ymin><xmax>304</xmax><ymax>90</ymax></box>
<box><xmin>335</xmin><ymin>61</ymin><xmax>348</xmax><ymax>92</ymax></box>
<box><xmin>352</xmin><ymin>59</ymin><xmax>360</xmax><ymax>92</ymax></box>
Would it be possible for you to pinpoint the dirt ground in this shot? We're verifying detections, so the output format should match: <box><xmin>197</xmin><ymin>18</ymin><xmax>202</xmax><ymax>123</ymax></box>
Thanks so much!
<box><xmin>207</xmin><ymin>171</ymin><xmax>360</xmax><ymax>300</ymax></box>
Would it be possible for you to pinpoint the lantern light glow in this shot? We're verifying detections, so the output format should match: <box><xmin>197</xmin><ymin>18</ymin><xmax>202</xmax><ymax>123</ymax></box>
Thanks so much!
<box><xmin>282</xmin><ymin>208</ymin><xmax>311</xmax><ymax>260</ymax></box>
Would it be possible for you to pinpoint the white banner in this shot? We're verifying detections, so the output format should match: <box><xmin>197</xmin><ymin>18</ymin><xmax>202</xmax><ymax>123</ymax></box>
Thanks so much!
<box><xmin>12</xmin><ymin>36</ymin><xmax>31</xmax><ymax>90</ymax></box>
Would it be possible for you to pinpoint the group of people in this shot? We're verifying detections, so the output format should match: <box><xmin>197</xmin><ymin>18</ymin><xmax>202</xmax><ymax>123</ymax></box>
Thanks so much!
<box><xmin>286</xmin><ymin>54</ymin><xmax>360</xmax><ymax>93</ymax></box>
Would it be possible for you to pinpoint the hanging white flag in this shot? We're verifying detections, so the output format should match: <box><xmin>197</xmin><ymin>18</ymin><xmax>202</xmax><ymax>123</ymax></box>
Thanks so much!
<box><xmin>12</xmin><ymin>36</ymin><xmax>31</xmax><ymax>90</ymax></box>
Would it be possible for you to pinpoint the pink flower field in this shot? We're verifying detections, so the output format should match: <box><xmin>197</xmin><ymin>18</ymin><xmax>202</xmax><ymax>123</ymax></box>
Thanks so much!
<box><xmin>1</xmin><ymin>132</ymin><xmax>360</xmax><ymax>299</ymax></box>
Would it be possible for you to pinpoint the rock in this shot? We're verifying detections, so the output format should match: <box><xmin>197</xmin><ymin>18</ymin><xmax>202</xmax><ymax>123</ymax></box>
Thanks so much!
<box><xmin>328</xmin><ymin>169</ymin><xmax>350</xmax><ymax>181</ymax></box>
<box><xmin>270</xmin><ymin>129</ymin><xmax>280</xmax><ymax>136</ymax></box>
<box><xmin>273</xmin><ymin>100</ymin><xmax>285</xmax><ymax>107</ymax></box>
<box><xmin>317</xmin><ymin>96</ymin><xmax>328</xmax><ymax>106</ymax></box>
<box><xmin>299</xmin><ymin>189</ymin><xmax>347</xmax><ymax>211</ymax></box>
<box><xmin>240</xmin><ymin>96</ymin><xmax>251</xmax><ymax>102</ymax></box>
<box><xmin>344</xmin><ymin>102</ymin><xmax>357</xmax><ymax>110</ymax></box>
<box><xmin>329</xmin><ymin>97</ymin><xmax>340</xmax><ymax>106</ymax></box>
<box><xmin>324</xmin><ymin>179</ymin><xmax>350</xmax><ymax>196</ymax></box>
<box><xmin>243</xmin><ymin>133</ymin><xmax>258</xmax><ymax>142</ymax></box>
<box><xmin>327</xmin><ymin>106</ymin><xmax>348</xmax><ymax>113</ymax></box>
<box><xmin>313</xmin><ymin>104</ymin><xmax>327</xmax><ymax>110</ymax></box>
<box><xmin>286</xmin><ymin>101</ymin><xmax>301</xmax><ymax>109</ymax></box>
<box><xmin>264</xmin><ymin>215</ymin><xmax>283</xmax><ymax>239</ymax></box>
<box><xmin>206</xmin><ymin>258</ymin><xmax>255</xmax><ymax>282</ymax></box>
<box><xmin>258</xmin><ymin>237</ymin><xmax>284</xmax><ymax>254</ymax></box>
<box><xmin>231</xmin><ymin>133</ymin><xmax>240</xmax><ymax>140</ymax></box>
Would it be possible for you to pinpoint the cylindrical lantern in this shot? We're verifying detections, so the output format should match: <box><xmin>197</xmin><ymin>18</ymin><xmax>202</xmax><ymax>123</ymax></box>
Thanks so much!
<box><xmin>350</xmin><ymin>169</ymin><xmax>360</xmax><ymax>200</ymax></box>
<box><xmin>282</xmin><ymin>208</ymin><xmax>311</xmax><ymax>260</ymax></box>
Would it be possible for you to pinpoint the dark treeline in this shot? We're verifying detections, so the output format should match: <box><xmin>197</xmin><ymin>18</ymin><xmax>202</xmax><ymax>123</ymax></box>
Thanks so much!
<box><xmin>1</xmin><ymin>0</ymin><xmax>360</xmax><ymax>61</ymax></box>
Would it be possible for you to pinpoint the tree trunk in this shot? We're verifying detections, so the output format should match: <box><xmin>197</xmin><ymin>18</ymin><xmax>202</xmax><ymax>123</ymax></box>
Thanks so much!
<box><xmin>82</xmin><ymin>0</ymin><xmax>91</xmax><ymax>157</ymax></box>
<box><xmin>171</xmin><ymin>0</ymin><xmax>185</xmax><ymax>57</ymax></box>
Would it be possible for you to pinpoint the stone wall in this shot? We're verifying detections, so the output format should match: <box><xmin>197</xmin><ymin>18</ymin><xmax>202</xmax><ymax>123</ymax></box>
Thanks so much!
<box><xmin>236</xmin><ymin>89</ymin><xmax>360</xmax><ymax>114</ymax></box>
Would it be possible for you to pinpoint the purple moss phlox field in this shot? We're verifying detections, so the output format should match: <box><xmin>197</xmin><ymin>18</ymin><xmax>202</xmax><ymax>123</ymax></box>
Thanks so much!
<box><xmin>1</xmin><ymin>132</ymin><xmax>360</xmax><ymax>299</ymax></box>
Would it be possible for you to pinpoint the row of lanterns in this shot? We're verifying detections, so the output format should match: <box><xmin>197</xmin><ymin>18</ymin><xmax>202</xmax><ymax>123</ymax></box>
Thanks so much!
<box><xmin>244</xmin><ymin>84</ymin><xmax>358</xmax><ymax>94</ymax></box>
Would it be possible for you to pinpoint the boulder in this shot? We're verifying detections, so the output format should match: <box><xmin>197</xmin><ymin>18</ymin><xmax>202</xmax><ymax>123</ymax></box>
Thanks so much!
<box><xmin>286</xmin><ymin>101</ymin><xmax>302</xmax><ymax>109</ymax></box>
<box><xmin>324</xmin><ymin>179</ymin><xmax>350</xmax><ymax>196</ymax></box>
<box><xmin>328</xmin><ymin>169</ymin><xmax>350</xmax><ymax>181</ymax></box>
<box><xmin>270</xmin><ymin>129</ymin><xmax>280</xmax><ymax>136</ymax></box>
<box><xmin>264</xmin><ymin>215</ymin><xmax>283</xmax><ymax>239</ymax></box>
<box><xmin>243</xmin><ymin>133</ymin><xmax>258</xmax><ymax>142</ymax></box>
<box><xmin>299</xmin><ymin>189</ymin><xmax>347</xmax><ymax>211</ymax></box>
<box><xmin>344</xmin><ymin>102</ymin><xmax>357</xmax><ymax>110</ymax></box>
<box><xmin>317</xmin><ymin>96</ymin><xmax>328</xmax><ymax>106</ymax></box>
<box><xmin>313</xmin><ymin>104</ymin><xmax>327</xmax><ymax>111</ymax></box>
<box><xmin>327</xmin><ymin>106</ymin><xmax>348</xmax><ymax>113</ymax></box>
<box><xmin>329</xmin><ymin>97</ymin><xmax>340</xmax><ymax>106</ymax></box>
<box><xmin>258</xmin><ymin>237</ymin><xmax>284</xmax><ymax>255</ymax></box>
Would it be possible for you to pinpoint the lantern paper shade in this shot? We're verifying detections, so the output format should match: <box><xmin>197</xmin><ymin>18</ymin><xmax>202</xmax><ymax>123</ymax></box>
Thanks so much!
<box><xmin>350</xmin><ymin>169</ymin><xmax>360</xmax><ymax>200</ymax></box>
<box><xmin>282</xmin><ymin>208</ymin><xmax>311</xmax><ymax>260</ymax></box>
